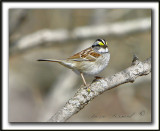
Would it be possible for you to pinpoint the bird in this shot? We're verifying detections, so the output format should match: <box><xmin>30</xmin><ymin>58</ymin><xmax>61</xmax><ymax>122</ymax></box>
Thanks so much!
<box><xmin>37</xmin><ymin>39</ymin><xmax>110</xmax><ymax>88</ymax></box>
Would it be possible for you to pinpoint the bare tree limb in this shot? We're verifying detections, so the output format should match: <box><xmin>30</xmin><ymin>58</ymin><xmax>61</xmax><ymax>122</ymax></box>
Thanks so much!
<box><xmin>48</xmin><ymin>56</ymin><xmax>151</xmax><ymax>122</ymax></box>
<box><xmin>10</xmin><ymin>17</ymin><xmax>151</xmax><ymax>55</ymax></box>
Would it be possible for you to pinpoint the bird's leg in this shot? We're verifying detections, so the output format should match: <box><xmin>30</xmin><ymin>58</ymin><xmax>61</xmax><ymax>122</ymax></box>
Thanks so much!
<box><xmin>80</xmin><ymin>73</ymin><xmax>91</xmax><ymax>92</ymax></box>
<box><xmin>80</xmin><ymin>73</ymin><xmax>87</xmax><ymax>86</ymax></box>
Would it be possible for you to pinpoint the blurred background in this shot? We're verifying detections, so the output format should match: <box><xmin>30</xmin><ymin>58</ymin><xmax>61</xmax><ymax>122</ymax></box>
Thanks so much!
<box><xmin>9</xmin><ymin>9</ymin><xmax>151</xmax><ymax>122</ymax></box>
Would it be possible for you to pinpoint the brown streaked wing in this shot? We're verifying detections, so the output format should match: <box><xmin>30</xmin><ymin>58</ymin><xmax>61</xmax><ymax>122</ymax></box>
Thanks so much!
<box><xmin>67</xmin><ymin>51</ymin><xmax>82</xmax><ymax>60</ymax></box>
<box><xmin>89</xmin><ymin>52</ymin><xmax>101</xmax><ymax>58</ymax></box>
<box><xmin>67</xmin><ymin>47</ymin><xmax>96</xmax><ymax>61</ymax></box>
<box><xmin>85</xmin><ymin>54</ymin><xmax>96</xmax><ymax>61</ymax></box>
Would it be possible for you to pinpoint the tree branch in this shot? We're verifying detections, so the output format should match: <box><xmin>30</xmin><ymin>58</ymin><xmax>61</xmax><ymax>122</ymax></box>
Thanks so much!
<box><xmin>48</xmin><ymin>56</ymin><xmax>151</xmax><ymax>122</ymax></box>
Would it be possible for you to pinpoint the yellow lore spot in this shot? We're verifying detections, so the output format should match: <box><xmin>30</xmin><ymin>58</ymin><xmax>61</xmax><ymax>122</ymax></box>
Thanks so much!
<box><xmin>98</xmin><ymin>42</ymin><xmax>104</xmax><ymax>46</ymax></box>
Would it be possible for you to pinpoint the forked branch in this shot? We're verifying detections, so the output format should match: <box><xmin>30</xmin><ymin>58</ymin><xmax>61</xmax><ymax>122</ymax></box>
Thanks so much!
<box><xmin>48</xmin><ymin>56</ymin><xmax>151</xmax><ymax>122</ymax></box>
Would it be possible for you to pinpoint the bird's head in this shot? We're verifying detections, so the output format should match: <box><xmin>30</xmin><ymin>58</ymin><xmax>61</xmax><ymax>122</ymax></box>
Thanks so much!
<box><xmin>92</xmin><ymin>39</ymin><xmax>108</xmax><ymax>53</ymax></box>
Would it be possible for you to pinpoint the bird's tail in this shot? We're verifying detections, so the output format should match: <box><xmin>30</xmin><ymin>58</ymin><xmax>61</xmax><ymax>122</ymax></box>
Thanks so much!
<box><xmin>37</xmin><ymin>59</ymin><xmax>61</xmax><ymax>63</ymax></box>
<box><xmin>37</xmin><ymin>59</ymin><xmax>74</xmax><ymax>69</ymax></box>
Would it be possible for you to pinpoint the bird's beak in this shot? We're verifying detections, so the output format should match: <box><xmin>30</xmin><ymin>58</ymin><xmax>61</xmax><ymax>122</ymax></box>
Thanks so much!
<box><xmin>104</xmin><ymin>44</ymin><xmax>108</xmax><ymax>48</ymax></box>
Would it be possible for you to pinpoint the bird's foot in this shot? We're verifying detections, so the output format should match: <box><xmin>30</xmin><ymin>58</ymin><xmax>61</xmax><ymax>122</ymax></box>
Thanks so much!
<box><xmin>82</xmin><ymin>84</ymin><xmax>92</xmax><ymax>93</ymax></box>
<box><xmin>92</xmin><ymin>76</ymin><xmax>104</xmax><ymax>83</ymax></box>
<box><xmin>95</xmin><ymin>76</ymin><xmax>103</xmax><ymax>79</ymax></box>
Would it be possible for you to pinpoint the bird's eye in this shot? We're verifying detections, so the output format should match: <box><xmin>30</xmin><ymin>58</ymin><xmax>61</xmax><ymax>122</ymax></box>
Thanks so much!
<box><xmin>92</xmin><ymin>45</ymin><xmax>96</xmax><ymax>48</ymax></box>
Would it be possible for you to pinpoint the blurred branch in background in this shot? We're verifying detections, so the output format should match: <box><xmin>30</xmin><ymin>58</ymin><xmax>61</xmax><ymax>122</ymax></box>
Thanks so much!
<box><xmin>9</xmin><ymin>17</ymin><xmax>151</xmax><ymax>56</ymax></box>
<box><xmin>48</xmin><ymin>56</ymin><xmax>151</xmax><ymax>122</ymax></box>
<box><xmin>9</xmin><ymin>9</ymin><xmax>28</xmax><ymax>36</ymax></box>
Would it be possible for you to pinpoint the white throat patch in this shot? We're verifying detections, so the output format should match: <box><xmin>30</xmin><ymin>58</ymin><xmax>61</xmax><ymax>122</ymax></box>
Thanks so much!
<box><xmin>98</xmin><ymin>48</ymin><xmax>108</xmax><ymax>53</ymax></box>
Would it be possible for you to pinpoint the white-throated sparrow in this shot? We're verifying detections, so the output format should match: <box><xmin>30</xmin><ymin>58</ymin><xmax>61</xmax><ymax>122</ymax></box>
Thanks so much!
<box><xmin>38</xmin><ymin>39</ymin><xmax>110</xmax><ymax>87</ymax></box>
